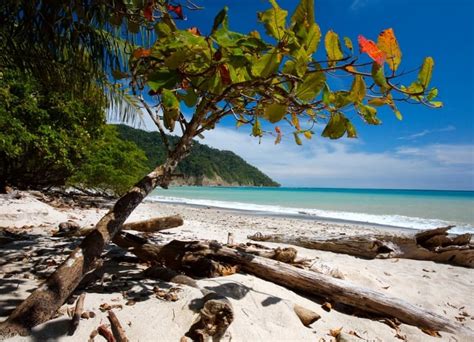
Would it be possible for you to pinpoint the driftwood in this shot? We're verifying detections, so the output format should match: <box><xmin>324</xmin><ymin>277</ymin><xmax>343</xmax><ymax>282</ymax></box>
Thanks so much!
<box><xmin>108</xmin><ymin>310</ymin><xmax>129</xmax><ymax>342</ymax></box>
<box><xmin>132</xmin><ymin>239</ymin><xmax>472</xmax><ymax>336</ymax></box>
<box><xmin>293</xmin><ymin>304</ymin><xmax>320</xmax><ymax>327</ymax></box>
<box><xmin>54</xmin><ymin>215</ymin><xmax>184</xmax><ymax>237</ymax></box>
<box><xmin>69</xmin><ymin>293</ymin><xmax>85</xmax><ymax>335</ymax></box>
<box><xmin>248</xmin><ymin>226</ymin><xmax>474</xmax><ymax>268</ymax></box>
<box><xmin>122</xmin><ymin>215</ymin><xmax>183</xmax><ymax>233</ymax></box>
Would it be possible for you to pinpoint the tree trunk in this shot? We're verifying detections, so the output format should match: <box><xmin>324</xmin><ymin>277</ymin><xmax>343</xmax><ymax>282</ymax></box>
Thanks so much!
<box><xmin>0</xmin><ymin>123</ymin><xmax>199</xmax><ymax>337</ymax></box>
<box><xmin>248</xmin><ymin>227</ymin><xmax>473</xmax><ymax>268</ymax></box>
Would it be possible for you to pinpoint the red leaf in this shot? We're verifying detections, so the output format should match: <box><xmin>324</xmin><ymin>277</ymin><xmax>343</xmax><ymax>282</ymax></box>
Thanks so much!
<box><xmin>132</xmin><ymin>48</ymin><xmax>151</xmax><ymax>58</ymax></box>
<box><xmin>144</xmin><ymin>3</ymin><xmax>154</xmax><ymax>22</ymax></box>
<box><xmin>187</xmin><ymin>27</ymin><xmax>201</xmax><ymax>36</ymax></box>
<box><xmin>358</xmin><ymin>35</ymin><xmax>385</xmax><ymax>65</ymax></box>
<box><xmin>167</xmin><ymin>4</ymin><xmax>184</xmax><ymax>20</ymax></box>
<box><xmin>219</xmin><ymin>64</ymin><xmax>231</xmax><ymax>85</ymax></box>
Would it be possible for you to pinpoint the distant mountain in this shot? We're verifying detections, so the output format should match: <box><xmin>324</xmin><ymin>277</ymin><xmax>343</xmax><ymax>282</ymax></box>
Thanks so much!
<box><xmin>114</xmin><ymin>124</ymin><xmax>280</xmax><ymax>187</ymax></box>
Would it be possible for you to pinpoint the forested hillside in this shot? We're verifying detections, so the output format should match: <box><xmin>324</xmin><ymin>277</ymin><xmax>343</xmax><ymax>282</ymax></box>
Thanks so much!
<box><xmin>115</xmin><ymin>124</ymin><xmax>279</xmax><ymax>187</ymax></box>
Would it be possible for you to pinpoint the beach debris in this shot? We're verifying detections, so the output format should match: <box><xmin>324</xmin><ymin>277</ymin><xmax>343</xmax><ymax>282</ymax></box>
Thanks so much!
<box><xmin>421</xmin><ymin>328</ymin><xmax>441</xmax><ymax>337</ymax></box>
<box><xmin>248</xmin><ymin>226</ymin><xmax>474</xmax><ymax>268</ymax></box>
<box><xmin>108</xmin><ymin>310</ymin><xmax>129</xmax><ymax>342</ymax></box>
<box><xmin>99</xmin><ymin>303</ymin><xmax>123</xmax><ymax>312</ymax></box>
<box><xmin>88</xmin><ymin>328</ymin><xmax>98</xmax><ymax>342</ymax></box>
<box><xmin>153</xmin><ymin>286</ymin><xmax>181</xmax><ymax>301</ymax></box>
<box><xmin>322</xmin><ymin>302</ymin><xmax>333</xmax><ymax>312</ymax></box>
<box><xmin>329</xmin><ymin>327</ymin><xmax>342</xmax><ymax>338</ymax></box>
<box><xmin>69</xmin><ymin>293</ymin><xmax>85</xmax><ymax>335</ymax></box>
<box><xmin>293</xmin><ymin>304</ymin><xmax>321</xmax><ymax>326</ymax></box>
<box><xmin>186</xmin><ymin>292</ymin><xmax>234</xmax><ymax>342</ymax></box>
<box><xmin>98</xmin><ymin>324</ymin><xmax>116</xmax><ymax>342</ymax></box>
<box><xmin>227</xmin><ymin>232</ymin><xmax>235</xmax><ymax>245</ymax></box>
<box><xmin>81</xmin><ymin>311</ymin><xmax>96</xmax><ymax>319</ymax></box>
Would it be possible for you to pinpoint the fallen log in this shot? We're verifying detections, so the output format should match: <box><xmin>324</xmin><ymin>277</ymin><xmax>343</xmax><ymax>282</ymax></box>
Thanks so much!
<box><xmin>122</xmin><ymin>215</ymin><xmax>183</xmax><ymax>233</ymax></box>
<box><xmin>54</xmin><ymin>215</ymin><xmax>184</xmax><ymax>237</ymax></box>
<box><xmin>136</xmin><ymin>240</ymin><xmax>472</xmax><ymax>336</ymax></box>
<box><xmin>248</xmin><ymin>227</ymin><xmax>474</xmax><ymax>268</ymax></box>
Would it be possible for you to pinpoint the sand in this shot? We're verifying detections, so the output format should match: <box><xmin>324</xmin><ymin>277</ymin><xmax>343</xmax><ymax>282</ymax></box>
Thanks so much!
<box><xmin>1</xmin><ymin>191</ymin><xmax>473</xmax><ymax>341</ymax></box>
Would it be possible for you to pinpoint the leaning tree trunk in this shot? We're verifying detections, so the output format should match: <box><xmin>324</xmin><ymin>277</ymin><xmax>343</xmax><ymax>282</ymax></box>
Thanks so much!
<box><xmin>0</xmin><ymin>118</ymin><xmax>200</xmax><ymax>338</ymax></box>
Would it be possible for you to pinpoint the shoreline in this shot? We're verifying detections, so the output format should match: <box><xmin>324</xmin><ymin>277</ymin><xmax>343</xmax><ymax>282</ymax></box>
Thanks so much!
<box><xmin>147</xmin><ymin>198</ymin><xmax>418</xmax><ymax>234</ymax></box>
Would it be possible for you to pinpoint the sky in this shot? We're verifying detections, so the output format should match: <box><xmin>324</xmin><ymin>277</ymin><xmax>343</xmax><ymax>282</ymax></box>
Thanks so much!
<box><xmin>133</xmin><ymin>0</ymin><xmax>474</xmax><ymax>190</ymax></box>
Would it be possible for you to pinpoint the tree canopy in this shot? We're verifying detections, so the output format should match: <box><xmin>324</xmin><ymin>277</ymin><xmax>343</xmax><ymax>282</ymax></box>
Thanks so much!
<box><xmin>127</xmin><ymin>0</ymin><xmax>441</xmax><ymax>148</ymax></box>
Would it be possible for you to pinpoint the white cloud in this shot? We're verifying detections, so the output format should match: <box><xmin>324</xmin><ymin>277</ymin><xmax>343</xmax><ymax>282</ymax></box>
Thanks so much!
<box><xmin>397</xmin><ymin>125</ymin><xmax>456</xmax><ymax>140</ymax></box>
<box><xmin>200</xmin><ymin>126</ymin><xmax>474</xmax><ymax>190</ymax></box>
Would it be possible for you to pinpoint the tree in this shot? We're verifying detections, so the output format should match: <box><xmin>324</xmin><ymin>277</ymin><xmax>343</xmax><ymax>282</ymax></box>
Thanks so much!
<box><xmin>68</xmin><ymin>125</ymin><xmax>149</xmax><ymax>196</ymax></box>
<box><xmin>0</xmin><ymin>0</ymin><xmax>442</xmax><ymax>337</ymax></box>
<box><xmin>0</xmin><ymin>68</ymin><xmax>106</xmax><ymax>188</ymax></box>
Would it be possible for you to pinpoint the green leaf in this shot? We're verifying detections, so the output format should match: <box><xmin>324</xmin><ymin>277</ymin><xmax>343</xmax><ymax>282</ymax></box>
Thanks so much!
<box><xmin>349</xmin><ymin>75</ymin><xmax>366</xmax><ymax>103</ymax></box>
<box><xmin>296</xmin><ymin>70</ymin><xmax>325</xmax><ymax>101</ymax></box>
<box><xmin>212</xmin><ymin>28</ymin><xmax>246</xmax><ymax>47</ymax></box>
<box><xmin>299</xmin><ymin>23</ymin><xmax>321</xmax><ymax>55</ymax></box>
<box><xmin>148</xmin><ymin>70</ymin><xmax>179</xmax><ymax>91</ymax></box>
<box><xmin>343</xmin><ymin>37</ymin><xmax>353</xmax><ymax>52</ymax></box>
<box><xmin>324</xmin><ymin>31</ymin><xmax>343</xmax><ymax>67</ymax></box>
<box><xmin>371</xmin><ymin>62</ymin><xmax>389</xmax><ymax>91</ymax></box>
<box><xmin>212</xmin><ymin>7</ymin><xmax>228</xmax><ymax>33</ymax></box>
<box><xmin>251</xmin><ymin>49</ymin><xmax>282</xmax><ymax>77</ymax></box>
<box><xmin>182</xmin><ymin>90</ymin><xmax>198</xmax><ymax>107</ymax></box>
<box><xmin>252</xmin><ymin>118</ymin><xmax>263</xmax><ymax>137</ymax></box>
<box><xmin>427</xmin><ymin>88</ymin><xmax>438</xmax><ymax>101</ymax></box>
<box><xmin>264</xmin><ymin>103</ymin><xmax>288</xmax><ymax>123</ymax></box>
<box><xmin>155</xmin><ymin>22</ymin><xmax>172</xmax><ymax>37</ymax></box>
<box><xmin>331</xmin><ymin>91</ymin><xmax>352</xmax><ymax>108</ymax></box>
<box><xmin>293</xmin><ymin>132</ymin><xmax>303</xmax><ymax>145</ymax></box>
<box><xmin>161</xmin><ymin>89</ymin><xmax>180</xmax><ymax>131</ymax></box>
<box><xmin>346</xmin><ymin>121</ymin><xmax>357</xmax><ymax>138</ymax></box>
<box><xmin>322</xmin><ymin>112</ymin><xmax>348</xmax><ymax>139</ymax></box>
<box><xmin>322</xmin><ymin>84</ymin><xmax>331</xmax><ymax>106</ymax></box>
<box><xmin>291</xmin><ymin>0</ymin><xmax>315</xmax><ymax>25</ymax></box>
<box><xmin>357</xmin><ymin>104</ymin><xmax>381</xmax><ymax>125</ymax></box>
<box><xmin>367</xmin><ymin>97</ymin><xmax>389</xmax><ymax>107</ymax></box>
<box><xmin>164</xmin><ymin>50</ymin><xmax>188</xmax><ymax>69</ymax></box>
<box><xmin>430</xmin><ymin>101</ymin><xmax>443</xmax><ymax>108</ymax></box>
<box><xmin>258</xmin><ymin>0</ymin><xmax>288</xmax><ymax>40</ymax></box>
<box><xmin>418</xmin><ymin>57</ymin><xmax>434</xmax><ymax>89</ymax></box>
<box><xmin>394</xmin><ymin>109</ymin><xmax>403</xmax><ymax>120</ymax></box>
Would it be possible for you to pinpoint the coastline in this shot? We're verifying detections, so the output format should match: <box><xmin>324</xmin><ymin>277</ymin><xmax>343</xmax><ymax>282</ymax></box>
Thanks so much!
<box><xmin>147</xmin><ymin>198</ymin><xmax>417</xmax><ymax>234</ymax></box>
<box><xmin>1</xmin><ymin>192</ymin><xmax>473</xmax><ymax>341</ymax></box>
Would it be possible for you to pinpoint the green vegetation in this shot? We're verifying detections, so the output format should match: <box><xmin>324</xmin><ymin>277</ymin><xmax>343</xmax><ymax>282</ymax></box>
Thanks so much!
<box><xmin>0</xmin><ymin>68</ymin><xmax>106</xmax><ymax>188</ymax></box>
<box><xmin>68</xmin><ymin>126</ymin><xmax>149</xmax><ymax>196</ymax></box>
<box><xmin>115</xmin><ymin>124</ymin><xmax>279</xmax><ymax>187</ymax></box>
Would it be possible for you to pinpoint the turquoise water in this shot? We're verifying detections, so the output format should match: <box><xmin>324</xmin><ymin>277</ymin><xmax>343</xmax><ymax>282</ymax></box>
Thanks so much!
<box><xmin>148</xmin><ymin>187</ymin><xmax>474</xmax><ymax>233</ymax></box>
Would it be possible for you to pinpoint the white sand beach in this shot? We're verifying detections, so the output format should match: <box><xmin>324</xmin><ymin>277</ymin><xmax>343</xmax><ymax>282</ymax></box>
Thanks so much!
<box><xmin>1</xmin><ymin>192</ymin><xmax>473</xmax><ymax>341</ymax></box>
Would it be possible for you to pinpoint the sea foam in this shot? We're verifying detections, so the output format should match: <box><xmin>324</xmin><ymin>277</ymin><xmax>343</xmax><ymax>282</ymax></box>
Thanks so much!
<box><xmin>146</xmin><ymin>195</ymin><xmax>474</xmax><ymax>234</ymax></box>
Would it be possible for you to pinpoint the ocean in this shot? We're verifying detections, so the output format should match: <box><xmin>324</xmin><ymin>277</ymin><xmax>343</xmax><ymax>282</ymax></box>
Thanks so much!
<box><xmin>147</xmin><ymin>187</ymin><xmax>474</xmax><ymax>234</ymax></box>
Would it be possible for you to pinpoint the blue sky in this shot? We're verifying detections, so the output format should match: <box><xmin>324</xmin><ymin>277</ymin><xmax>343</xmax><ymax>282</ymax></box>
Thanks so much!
<box><xmin>136</xmin><ymin>0</ymin><xmax>474</xmax><ymax>190</ymax></box>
